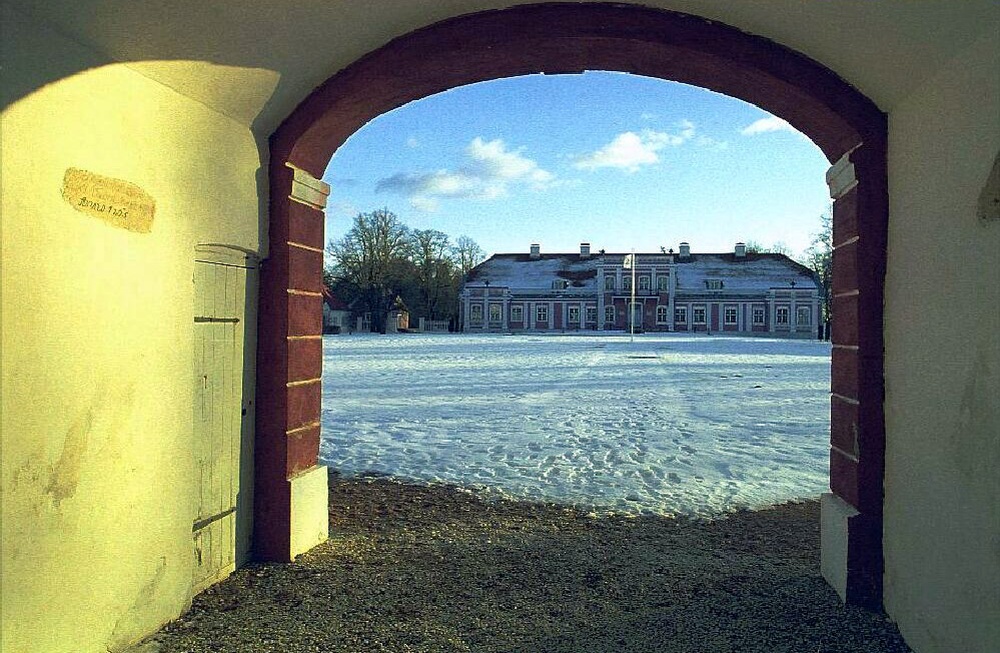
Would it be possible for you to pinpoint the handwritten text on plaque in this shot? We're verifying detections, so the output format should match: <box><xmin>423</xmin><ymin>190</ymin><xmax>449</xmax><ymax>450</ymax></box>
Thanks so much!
<box><xmin>61</xmin><ymin>168</ymin><xmax>155</xmax><ymax>233</ymax></box>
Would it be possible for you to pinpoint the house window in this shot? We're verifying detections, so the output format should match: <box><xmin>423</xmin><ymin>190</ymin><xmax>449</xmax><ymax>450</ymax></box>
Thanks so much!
<box><xmin>586</xmin><ymin>306</ymin><xmax>597</xmax><ymax>323</ymax></box>
<box><xmin>489</xmin><ymin>303</ymin><xmax>502</xmax><ymax>323</ymax></box>
<box><xmin>675</xmin><ymin>306</ymin><xmax>687</xmax><ymax>323</ymax></box>
<box><xmin>776</xmin><ymin>307</ymin><xmax>789</xmax><ymax>325</ymax></box>
<box><xmin>693</xmin><ymin>306</ymin><xmax>706</xmax><ymax>324</ymax></box>
<box><xmin>536</xmin><ymin>305</ymin><xmax>548</xmax><ymax>323</ymax></box>
<box><xmin>605</xmin><ymin>306</ymin><xmax>616</xmax><ymax>323</ymax></box>
<box><xmin>568</xmin><ymin>306</ymin><xmax>580</xmax><ymax>323</ymax></box>
<box><xmin>604</xmin><ymin>276</ymin><xmax>616</xmax><ymax>290</ymax></box>
<box><xmin>552</xmin><ymin>279</ymin><xmax>568</xmax><ymax>290</ymax></box>
<box><xmin>510</xmin><ymin>305</ymin><xmax>523</xmax><ymax>322</ymax></box>
<box><xmin>796</xmin><ymin>306</ymin><xmax>812</xmax><ymax>326</ymax></box>
<box><xmin>656</xmin><ymin>306</ymin><xmax>668</xmax><ymax>323</ymax></box>
<box><xmin>622</xmin><ymin>276</ymin><xmax>632</xmax><ymax>291</ymax></box>
<box><xmin>724</xmin><ymin>306</ymin><xmax>738</xmax><ymax>325</ymax></box>
<box><xmin>470</xmin><ymin>304</ymin><xmax>483</xmax><ymax>324</ymax></box>
<box><xmin>638</xmin><ymin>276</ymin><xmax>650</xmax><ymax>291</ymax></box>
<box><xmin>706</xmin><ymin>279</ymin><xmax>723</xmax><ymax>290</ymax></box>
<box><xmin>657</xmin><ymin>275</ymin><xmax>669</xmax><ymax>291</ymax></box>
<box><xmin>752</xmin><ymin>306</ymin><xmax>765</xmax><ymax>325</ymax></box>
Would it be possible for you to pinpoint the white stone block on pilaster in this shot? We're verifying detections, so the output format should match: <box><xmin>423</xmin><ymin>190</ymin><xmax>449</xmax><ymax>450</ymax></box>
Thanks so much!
<box><xmin>821</xmin><ymin>492</ymin><xmax>859</xmax><ymax>602</ymax></box>
<box><xmin>826</xmin><ymin>151</ymin><xmax>858</xmax><ymax>201</ymax></box>
<box><xmin>289</xmin><ymin>465</ymin><xmax>329</xmax><ymax>558</ymax></box>
<box><xmin>287</xmin><ymin>164</ymin><xmax>331</xmax><ymax>210</ymax></box>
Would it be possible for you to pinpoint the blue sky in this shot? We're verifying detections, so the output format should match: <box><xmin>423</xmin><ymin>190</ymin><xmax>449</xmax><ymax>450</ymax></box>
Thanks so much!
<box><xmin>322</xmin><ymin>71</ymin><xmax>831</xmax><ymax>259</ymax></box>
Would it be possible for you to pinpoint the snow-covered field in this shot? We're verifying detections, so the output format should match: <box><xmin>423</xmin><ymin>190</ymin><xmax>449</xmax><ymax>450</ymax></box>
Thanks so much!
<box><xmin>320</xmin><ymin>333</ymin><xmax>831</xmax><ymax>517</ymax></box>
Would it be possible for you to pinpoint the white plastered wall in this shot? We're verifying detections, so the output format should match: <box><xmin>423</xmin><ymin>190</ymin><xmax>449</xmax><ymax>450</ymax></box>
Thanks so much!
<box><xmin>0</xmin><ymin>7</ymin><xmax>263</xmax><ymax>652</ymax></box>
<box><xmin>884</xmin><ymin>27</ymin><xmax>1000</xmax><ymax>653</ymax></box>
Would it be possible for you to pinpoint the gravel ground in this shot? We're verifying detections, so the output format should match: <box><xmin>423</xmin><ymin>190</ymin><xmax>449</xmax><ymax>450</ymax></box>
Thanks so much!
<box><xmin>132</xmin><ymin>475</ymin><xmax>912</xmax><ymax>653</ymax></box>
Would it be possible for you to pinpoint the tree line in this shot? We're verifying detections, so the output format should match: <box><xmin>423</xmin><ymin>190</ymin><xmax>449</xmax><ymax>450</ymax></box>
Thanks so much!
<box><xmin>326</xmin><ymin>208</ymin><xmax>833</xmax><ymax>335</ymax></box>
<box><xmin>324</xmin><ymin>209</ymin><xmax>485</xmax><ymax>333</ymax></box>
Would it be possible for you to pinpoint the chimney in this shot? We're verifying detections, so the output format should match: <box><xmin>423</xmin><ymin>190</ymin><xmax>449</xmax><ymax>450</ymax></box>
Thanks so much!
<box><xmin>735</xmin><ymin>242</ymin><xmax>746</xmax><ymax>258</ymax></box>
<box><xmin>679</xmin><ymin>242</ymin><xmax>691</xmax><ymax>259</ymax></box>
<box><xmin>580</xmin><ymin>242</ymin><xmax>591</xmax><ymax>258</ymax></box>
<box><xmin>530</xmin><ymin>243</ymin><xmax>540</xmax><ymax>259</ymax></box>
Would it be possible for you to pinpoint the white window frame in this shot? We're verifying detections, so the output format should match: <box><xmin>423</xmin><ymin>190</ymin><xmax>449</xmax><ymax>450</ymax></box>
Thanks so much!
<box><xmin>470</xmin><ymin>304</ymin><xmax>483</xmax><ymax>323</ymax></box>
<box><xmin>622</xmin><ymin>276</ymin><xmax>632</xmax><ymax>291</ymax></box>
<box><xmin>675</xmin><ymin>306</ymin><xmax>687</xmax><ymax>323</ymax></box>
<box><xmin>510</xmin><ymin>305</ymin><xmax>523</xmax><ymax>322</ymax></box>
<box><xmin>752</xmin><ymin>306</ymin><xmax>765</xmax><ymax>325</ymax></box>
<box><xmin>776</xmin><ymin>306</ymin><xmax>790</xmax><ymax>325</ymax></box>
<box><xmin>604</xmin><ymin>276</ymin><xmax>616</xmax><ymax>290</ymax></box>
<box><xmin>693</xmin><ymin>306</ymin><xmax>707</xmax><ymax>324</ymax></box>
<box><xmin>638</xmin><ymin>275</ymin><xmax>650</xmax><ymax>291</ymax></box>
<box><xmin>724</xmin><ymin>306</ymin><xmax>738</xmax><ymax>325</ymax></box>
<box><xmin>568</xmin><ymin>305</ymin><xmax>580</xmax><ymax>323</ymax></box>
<box><xmin>536</xmin><ymin>305</ymin><xmax>548</xmax><ymax>323</ymax></box>
<box><xmin>656</xmin><ymin>305</ymin><xmax>668</xmax><ymax>324</ymax></box>
<box><xmin>796</xmin><ymin>306</ymin><xmax>812</xmax><ymax>326</ymax></box>
<box><xmin>605</xmin><ymin>306</ymin><xmax>616</xmax><ymax>323</ymax></box>
<box><xmin>657</xmin><ymin>275</ymin><xmax>670</xmax><ymax>291</ymax></box>
<box><xmin>488</xmin><ymin>303</ymin><xmax>503</xmax><ymax>323</ymax></box>
<box><xmin>586</xmin><ymin>306</ymin><xmax>597</xmax><ymax>323</ymax></box>
<box><xmin>706</xmin><ymin>279</ymin><xmax>723</xmax><ymax>290</ymax></box>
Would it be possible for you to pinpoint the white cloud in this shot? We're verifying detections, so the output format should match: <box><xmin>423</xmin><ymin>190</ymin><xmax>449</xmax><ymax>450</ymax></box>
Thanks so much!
<box><xmin>696</xmin><ymin>135</ymin><xmax>729</xmax><ymax>151</ymax></box>
<box><xmin>741</xmin><ymin>116</ymin><xmax>797</xmax><ymax>136</ymax></box>
<box><xmin>574</xmin><ymin>123</ymin><xmax>695</xmax><ymax>172</ymax></box>
<box><xmin>409</xmin><ymin>196</ymin><xmax>438</xmax><ymax>212</ymax></box>
<box><xmin>376</xmin><ymin>137</ymin><xmax>555</xmax><ymax>211</ymax></box>
<box><xmin>406</xmin><ymin>136</ymin><xmax>420</xmax><ymax>148</ymax></box>
<box><xmin>325</xmin><ymin>199</ymin><xmax>359</xmax><ymax>218</ymax></box>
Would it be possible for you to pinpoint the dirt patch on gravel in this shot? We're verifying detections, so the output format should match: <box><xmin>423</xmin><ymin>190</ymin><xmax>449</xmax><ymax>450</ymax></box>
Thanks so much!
<box><xmin>134</xmin><ymin>475</ymin><xmax>911</xmax><ymax>652</ymax></box>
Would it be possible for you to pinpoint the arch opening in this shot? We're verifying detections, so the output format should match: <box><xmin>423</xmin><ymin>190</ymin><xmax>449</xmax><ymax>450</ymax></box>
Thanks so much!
<box><xmin>259</xmin><ymin>2</ymin><xmax>887</xmax><ymax>609</ymax></box>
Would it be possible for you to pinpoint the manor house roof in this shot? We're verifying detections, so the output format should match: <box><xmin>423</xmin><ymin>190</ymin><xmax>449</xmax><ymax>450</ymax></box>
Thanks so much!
<box><xmin>465</xmin><ymin>252</ymin><xmax>819</xmax><ymax>294</ymax></box>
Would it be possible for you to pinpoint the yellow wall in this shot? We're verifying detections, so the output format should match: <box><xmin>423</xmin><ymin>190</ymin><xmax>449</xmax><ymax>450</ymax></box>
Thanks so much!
<box><xmin>1</xmin><ymin>7</ymin><xmax>263</xmax><ymax>652</ymax></box>
<box><xmin>884</xmin><ymin>27</ymin><xmax>1000</xmax><ymax>653</ymax></box>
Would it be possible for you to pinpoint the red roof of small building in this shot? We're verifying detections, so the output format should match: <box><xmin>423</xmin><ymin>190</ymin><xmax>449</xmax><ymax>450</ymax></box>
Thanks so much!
<box><xmin>322</xmin><ymin>285</ymin><xmax>350</xmax><ymax>311</ymax></box>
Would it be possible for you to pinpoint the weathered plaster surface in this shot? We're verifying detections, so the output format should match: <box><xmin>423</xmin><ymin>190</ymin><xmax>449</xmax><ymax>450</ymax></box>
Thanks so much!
<box><xmin>884</xmin><ymin>27</ymin><xmax>1000</xmax><ymax>653</ymax></box>
<box><xmin>1</xmin><ymin>7</ymin><xmax>262</xmax><ymax>651</ymax></box>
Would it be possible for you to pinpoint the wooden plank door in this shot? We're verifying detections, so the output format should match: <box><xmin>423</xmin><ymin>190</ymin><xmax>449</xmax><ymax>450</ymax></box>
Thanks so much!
<box><xmin>192</xmin><ymin>246</ymin><xmax>256</xmax><ymax>593</ymax></box>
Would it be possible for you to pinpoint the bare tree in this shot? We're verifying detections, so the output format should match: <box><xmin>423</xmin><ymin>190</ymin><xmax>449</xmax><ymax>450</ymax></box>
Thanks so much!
<box><xmin>745</xmin><ymin>239</ymin><xmax>792</xmax><ymax>256</ymax></box>
<box><xmin>326</xmin><ymin>209</ymin><xmax>411</xmax><ymax>333</ymax></box>
<box><xmin>453</xmin><ymin>235</ymin><xmax>486</xmax><ymax>277</ymax></box>
<box><xmin>410</xmin><ymin>229</ymin><xmax>456</xmax><ymax>320</ymax></box>
<box><xmin>801</xmin><ymin>213</ymin><xmax>833</xmax><ymax>327</ymax></box>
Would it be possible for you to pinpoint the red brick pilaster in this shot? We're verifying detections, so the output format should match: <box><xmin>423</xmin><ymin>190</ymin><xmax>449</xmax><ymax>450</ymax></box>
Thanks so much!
<box><xmin>254</xmin><ymin>163</ymin><xmax>328</xmax><ymax>561</ymax></box>
<box><xmin>827</xmin><ymin>138</ymin><xmax>888</xmax><ymax>608</ymax></box>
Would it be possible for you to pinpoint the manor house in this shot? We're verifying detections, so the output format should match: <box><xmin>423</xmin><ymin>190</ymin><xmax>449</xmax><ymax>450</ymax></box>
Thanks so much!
<box><xmin>460</xmin><ymin>242</ymin><xmax>821</xmax><ymax>337</ymax></box>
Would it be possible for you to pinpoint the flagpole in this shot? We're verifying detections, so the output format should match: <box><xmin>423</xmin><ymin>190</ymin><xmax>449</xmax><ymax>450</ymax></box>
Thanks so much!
<box><xmin>630</xmin><ymin>248</ymin><xmax>636</xmax><ymax>344</ymax></box>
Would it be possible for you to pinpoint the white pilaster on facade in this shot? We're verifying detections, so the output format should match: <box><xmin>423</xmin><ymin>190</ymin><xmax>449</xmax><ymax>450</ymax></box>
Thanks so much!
<box><xmin>463</xmin><ymin>294</ymin><xmax>471</xmax><ymax>332</ymax></box>
<box><xmin>790</xmin><ymin>291</ymin><xmax>797</xmax><ymax>334</ymax></box>
<box><xmin>597</xmin><ymin>284</ymin><xmax>606</xmax><ymax>331</ymax></box>
<box><xmin>769</xmin><ymin>292</ymin><xmax>777</xmax><ymax>333</ymax></box>
<box><xmin>667</xmin><ymin>269</ymin><xmax>676</xmax><ymax>331</ymax></box>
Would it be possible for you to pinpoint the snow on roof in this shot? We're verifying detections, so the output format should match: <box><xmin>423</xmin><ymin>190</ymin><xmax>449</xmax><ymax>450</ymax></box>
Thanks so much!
<box><xmin>467</xmin><ymin>254</ymin><xmax>599</xmax><ymax>292</ymax></box>
<box><xmin>465</xmin><ymin>252</ymin><xmax>818</xmax><ymax>293</ymax></box>
<box><xmin>674</xmin><ymin>253</ymin><xmax>818</xmax><ymax>292</ymax></box>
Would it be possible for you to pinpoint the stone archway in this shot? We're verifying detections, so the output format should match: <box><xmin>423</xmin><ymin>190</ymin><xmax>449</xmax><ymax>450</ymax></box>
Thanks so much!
<box><xmin>257</xmin><ymin>2</ymin><xmax>887</xmax><ymax>609</ymax></box>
